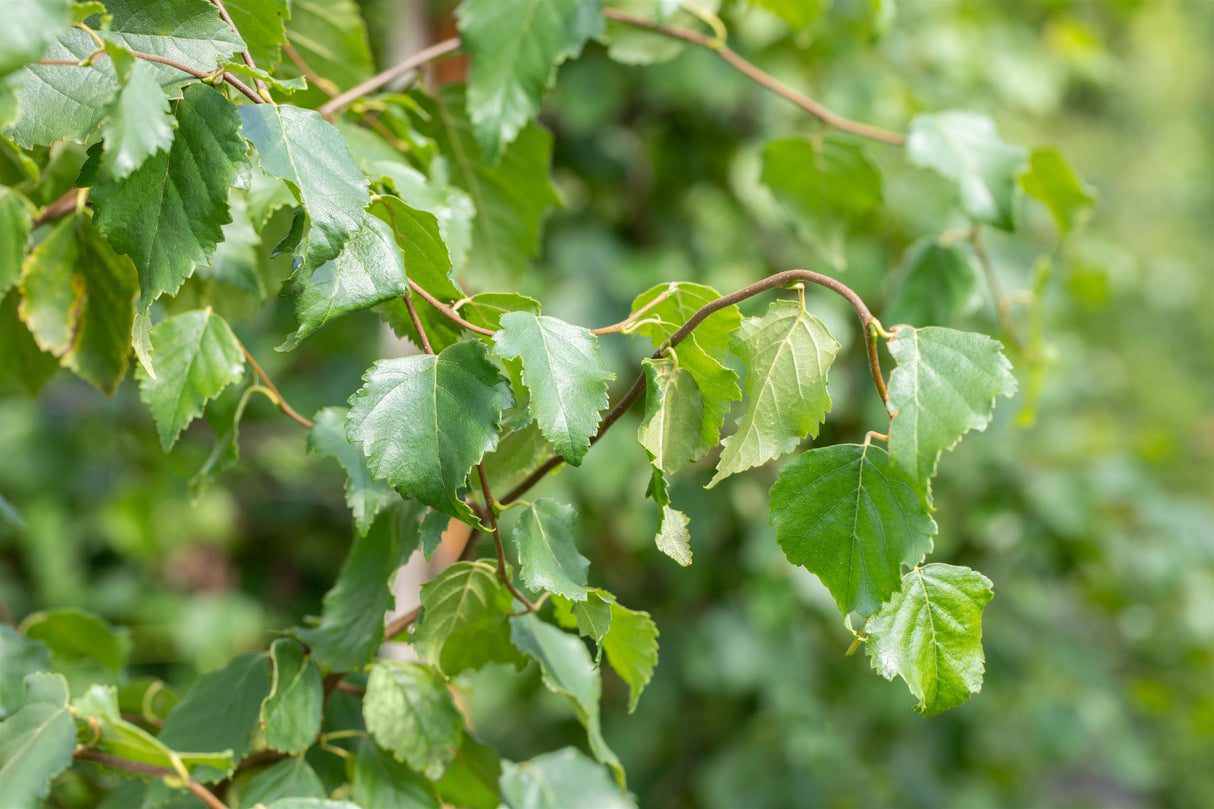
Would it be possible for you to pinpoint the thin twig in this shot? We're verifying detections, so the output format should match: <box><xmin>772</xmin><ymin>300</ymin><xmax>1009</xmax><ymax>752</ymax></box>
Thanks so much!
<box><xmin>240</xmin><ymin>346</ymin><xmax>314</xmax><ymax>429</ymax></box>
<box><xmin>33</xmin><ymin>189</ymin><xmax>83</xmax><ymax>228</ymax></box>
<box><xmin>502</xmin><ymin>268</ymin><xmax>887</xmax><ymax>504</ymax></box>
<box><xmin>401</xmin><ymin>290</ymin><xmax>436</xmax><ymax>355</ymax></box>
<box><xmin>408</xmin><ymin>280</ymin><xmax>494</xmax><ymax>336</ymax></box>
<box><xmin>38</xmin><ymin>50</ymin><xmax>262</xmax><ymax>104</ymax></box>
<box><xmin>384</xmin><ymin>605</ymin><xmax>422</xmax><ymax>639</ymax></box>
<box><xmin>969</xmin><ymin>225</ymin><xmax>1022</xmax><ymax>350</ymax></box>
<box><xmin>477</xmin><ymin>465</ymin><xmax>536</xmax><ymax>611</ymax></box>
<box><xmin>334</xmin><ymin>680</ymin><xmax>367</xmax><ymax>697</ymax></box>
<box><xmin>208</xmin><ymin>0</ymin><xmax>267</xmax><ymax>97</ymax></box>
<box><xmin>318</xmin><ymin>38</ymin><xmax>462</xmax><ymax>121</ymax></box>
<box><xmin>602</xmin><ymin>8</ymin><xmax>905</xmax><ymax>146</ymax></box>
<box><xmin>282</xmin><ymin>43</ymin><xmax>339</xmax><ymax>97</ymax></box>
<box><xmin>73</xmin><ymin>751</ymin><xmax>228</xmax><ymax>809</ymax></box>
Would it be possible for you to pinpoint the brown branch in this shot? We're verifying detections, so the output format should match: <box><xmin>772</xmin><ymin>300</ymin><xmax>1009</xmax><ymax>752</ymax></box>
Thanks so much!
<box><xmin>240</xmin><ymin>347</ymin><xmax>314</xmax><ymax>429</ymax></box>
<box><xmin>602</xmin><ymin>8</ymin><xmax>905</xmax><ymax>146</ymax></box>
<box><xmin>318</xmin><ymin>38</ymin><xmax>462</xmax><ymax>121</ymax></box>
<box><xmin>384</xmin><ymin>605</ymin><xmax>422</xmax><ymax>640</ymax></box>
<box><xmin>208</xmin><ymin>0</ymin><xmax>267</xmax><ymax>97</ymax></box>
<box><xmin>73</xmin><ymin>751</ymin><xmax>228</xmax><ymax>809</ymax></box>
<box><xmin>334</xmin><ymin>680</ymin><xmax>367</xmax><ymax>697</ymax></box>
<box><xmin>401</xmin><ymin>290</ymin><xmax>436</xmax><ymax>355</ymax></box>
<box><xmin>502</xmin><ymin>268</ymin><xmax>887</xmax><ymax>504</ymax></box>
<box><xmin>38</xmin><ymin>50</ymin><xmax>262</xmax><ymax>104</ymax></box>
<box><xmin>408</xmin><ymin>280</ymin><xmax>495</xmax><ymax>337</ymax></box>
<box><xmin>477</xmin><ymin>464</ymin><xmax>536</xmax><ymax>610</ymax></box>
<box><xmin>33</xmin><ymin>189</ymin><xmax>84</xmax><ymax>228</ymax></box>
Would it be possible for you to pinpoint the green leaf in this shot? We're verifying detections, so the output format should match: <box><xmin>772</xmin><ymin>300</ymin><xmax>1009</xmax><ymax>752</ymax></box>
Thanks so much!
<box><xmin>638</xmin><ymin>357</ymin><xmax>703</xmax><ymax>478</ymax></box>
<box><xmin>461</xmin><ymin>292</ymin><xmax>542</xmax><ymax>334</ymax></box>
<box><xmin>418</xmin><ymin>509</ymin><xmax>450</xmax><ymax>561</ymax></box>
<box><xmin>906</xmin><ymin>112</ymin><xmax>1027</xmax><ymax>231</ymax></box>
<box><xmin>280</xmin><ymin>212</ymin><xmax>408</xmax><ymax>349</ymax></box>
<box><xmin>482</xmin><ymin>422</ymin><xmax>554</xmax><ymax>495</ymax></box>
<box><xmin>308</xmin><ymin>407</ymin><xmax>396</xmax><ymax>536</ymax></box>
<box><xmin>157</xmin><ymin>652</ymin><xmax>271</xmax><ymax>780</ymax></box>
<box><xmin>885</xmin><ymin>239</ymin><xmax>979</xmax><ymax>328</ymax></box>
<box><xmin>493</xmin><ymin>312</ymin><xmax>612</xmax><ymax>466</ymax></box>
<box><xmin>238</xmin><ymin>756</ymin><xmax>326</xmax><ymax>809</ymax></box>
<box><xmin>0</xmin><ymin>674</ymin><xmax>75</xmax><ymax>809</ymax></box>
<box><xmin>265</xmin><ymin>801</ymin><xmax>362</xmax><ymax>809</ymax></box>
<box><xmin>411</xmin><ymin>561</ymin><xmax>519</xmax><ymax>675</ymax></box>
<box><xmin>188</xmin><ymin>378</ymin><xmax>252</xmax><ymax>498</ymax></box>
<box><xmin>92</xmin><ymin>83</ymin><xmax>249</xmax><ymax>309</ymax></box>
<box><xmin>238</xmin><ymin>103</ymin><xmax>370</xmax><ymax>269</ymax></box>
<box><xmin>347</xmin><ymin>340</ymin><xmax>512</xmax><ymax>525</ymax></box>
<box><xmin>551</xmin><ymin>591</ymin><xmax>612</xmax><ymax>645</ymax></box>
<box><xmin>509</xmin><ymin>614</ymin><xmax>623</xmax><ymax>785</ymax></box>
<box><xmin>0</xmin><ymin>0</ymin><xmax>70</xmax><ymax>76</ymax></box>
<box><xmin>21</xmin><ymin>607</ymin><xmax>130</xmax><ymax>673</ymax></box>
<box><xmin>654</xmin><ymin>503</ymin><xmax>691</xmax><ymax>567</ymax></box>
<box><xmin>0</xmin><ymin>290</ymin><xmax>58</xmax><ymax>395</ymax></box>
<box><xmin>353</xmin><ymin>740</ymin><xmax>442</xmax><ymax>809</ymax></box>
<box><xmin>602</xmin><ymin>0</ymin><xmax>717</xmax><ymax>65</ymax></box>
<box><xmin>18</xmin><ymin>212</ymin><xmax>137</xmax><ymax>394</ymax></box>
<box><xmin>435</xmin><ymin>732</ymin><xmax>503</xmax><ymax>809</ymax></box>
<box><xmin>136</xmin><ymin>309</ymin><xmax>246</xmax><ymax>451</ymax></box>
<box><xmin>708</xmin><ymin>299</ymin><xmax>840</xmax><ymax>487</ymax></box>
<box><xmin>223</xmin><ymin>0</ymin><xmax>290</xmax><ymax>67</ymax></box>
<box><xmin>363</xmin><ymin>661</ymin><xmax>463</xmax><ymax>780</ymax></box>
<box><xmin>279</xmin><ymin>0</ymin><xmax>374</xmax><ymax>107</ymax></box>
<box><xmin>768</xmin><ymin>443</ymin><xmax>936</xmax><ymax>617</ymax></box>
<box><xmin>761</xmin><ymin>135</ymin><xmax>882</xmax><ymax>221</ymax></box>
<box><xmin>511</xmin><ymin>499</ymin><xmax>590</xmax><ymax>601</ymax></box>
<box><xmin>0</xmin><ymin>188</ymin><xmax>33</xmax><ymax>296</ymax></box>
<box><xmin>752</xmin><ymin>0</ymin><xmax>823</xmax><ymax>29</ymax></box>
<box><xmin>886</xmin><ymin>326</ymin><xmax>1017</xmax><ymax>499</ymax></box>
<box><xmin>866</xmin><ymin>564</ymin><xmax>994</xmax><ymax>716</ymax></box>
<box><xmin>293</xmin><ymin>506</ymin><xmax>402</xmax><ymax>671</ymax></box>
<box><xmin>99</xmin><ymin>58</ymin><xmax>175</xmax><ymax>180</ymax></box>
<box><xmin>414</xmin><ymin>88</ymin><xmax>560</xmax><ymax>278</ymax></box>
<box><xmin>457</xmin><ymin>0</ymin><xmax>603</xmax><ymax>158</ymax></box>
<box><xmin>600</xmin><ymin>599</ymin><xmax>658</xmax><ymax>713</ymax></box>
<box><xmin>0</xmin><ymin>627</ymin><xmax>49</xmax><ymax>719</ymax></box>
<box><xmin>1019</xmin><ymin>147</ymin><xmax>1098</xmax><ymax>236</ymax></box>
<box><xmin>261</xmin><ymin>639</ymin><xmax>322</xmax><ymax>755</ymax></box>
<box><xmin>500</xmin><ymin>747</ymin><xmax>636</xmax><ymax>809</ymax></box>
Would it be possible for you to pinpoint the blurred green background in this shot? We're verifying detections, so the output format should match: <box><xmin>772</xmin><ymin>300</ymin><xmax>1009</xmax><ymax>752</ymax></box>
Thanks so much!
<box><xmin>2</xmin><ymin>1</ymin><xmax>1212</xmax><ymax>807</ymax></box>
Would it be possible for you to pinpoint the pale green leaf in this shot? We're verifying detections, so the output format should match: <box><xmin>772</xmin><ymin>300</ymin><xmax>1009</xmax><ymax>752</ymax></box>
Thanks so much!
<box><xmin>511</xmin><ymin>499</ymin><xmax>590</xmax><ymax>601</ymax></box>
<box><xmin>18</xmin><ymin>212</ymin><xmax>137</xmax><ymax>393</ymax></box>
<box><xmin>265</xmin><ymin>801</ymin><xmax>362</xmax><ymax>809</ymax></box>
<box><xmin>603</xmin><ymin>0</ymin><xmax>718</xmax><ymax>65</ymax></box>
<box><xmin>1019</xmin><ymin>147</ymin><xmax>1098</xmax><ymax>236</ymax></box>
<box><xmin>196</xmin><ymin>191</ymin><xmax>266</xmax><ymax>297</ymax></box>
<box><xmin>0</xmin><ymin>627</ymin><xmax>49</xmax><ymax>719</ymax></box>
<box><xmin>638</xmin><ymin>357</ymin><xmax>703</xmax><ymax>477</ymax></box>
<box><xmin>509</xmin><ymin>614</ymin><xmax>623</xmax><ymax>785</ymax></box>
<box><xmin>136</xmin><ymin>309</ymin><xmax>246</xmax><ymax>451</ymax></box>
<box><xmin>0</xmin><ymin>0</ymin><xmax>70</xmax><ymax>76</ymax></box>
<box><xmin>0</xmin><ymin>188</ymin><xmax>33</xmax><ymax>296</ymax></box>
<box><xmin>886</xmin><ymin>326</ymin><xmax>1017</xmax><ymax>498</ymax></box>
<box><xmin>906</xmin><ymin>112</ymin><xmax>1027</xmax><ymax>231</ymax></box>
<box><xmin>494</xmin><ymin>312</ymin><xmax>612</xmax><ymax>466</ymax></box>
<box><xmin>601</xmin><ymin>599</ymin><xmax>658</xmax><ymax>713</ymax></box>
<box><xmin>347</xmin><ymin>340</ymin><xmax>512</xmax><ymax>524</ymax></box>
<box><xmin>411</xmin><ymin>561</ymin><xmax>519</xmax><ymax>675</ymax></box>
<box><xmin>654</xmin><ymin>504</ymin><xmax>691</xmax><ymax>567</ymax></box>
<box><xmin>500</xmin><ymin>747</ymin><xmax>636</xmax><ymax>809</ymax></box>
<box><xmin>866</xmin><ymin>564</ymin><xmax>994</xmax><ymax>716</ymax></box>
<box><xmin>0</xmin><ymin>290</ymin><xmax>58</xmax><ymax>395</ymax></box>
<box><xmin>752</xmin><ymin>0</ymin><xmax>823</xmax><ymax>29</ymax></box>
<box><xmin>762</xmin><ymin>135</ymin><xmax>882</xmax><ymax>221</ymax></box>
<box><xmin>92</xmin><ymin>83</ymin><xmax>249</xmax><ymax>309</ymax></box>
<box><xmin>353</xmin><ymin>740</ymin><xmax>442</xmax><ymax>809</ymax></box>
<box><xmin>238</xmin><ymin>756</ymin><xmax>326</xmax><ymax>809</ymax></box>
<box><xmin>0</xmin><ymin>674</ymin><xmax>75</xmax><ymax>809</ymax></box>
<box><xmin>363</xmin><ymin>661</ymin><xmax>463</xmax><ymax>780</ymax></box>
<box><xmin>769</xmin><ymin>443</ymin><xmax>936</xmax><ymax>617</ymax></box>
<box><xmin>885</xmin><ymin>239</ymin><xmax>979</xmax><ymax>328</ymax></box>
<box><xmin>21</xmin><ymin>607</ymin><xmax>130</xmax><ymax>673</ymax></box>
<box><xmin>709</xmin><ymin>300</ymin><xmax>840</xmax><ymax>486</ymax></box>
<box><xmin>238</xmin><ymin>103</ymin><xmax>369</xmax><ymax>269</ymax></box>
<box><xmin>99</xmin><ymin>58</ymin><xmax>174</xmax><ymax>180</ymax></box>
<box><xmin>131</xmin><ymin>309</ymin><xmax>154</xmax><ymax>379</ymax></box>
<box><xmin>308</xmin><ymin>407</ymin><xmax>396</xmax><ymax>536</ymax></box>
<box><xmin>261</xmin><ymin>639</ymin><xmax>322</xmax><ymax>755</ymax></box>
<box><xmin>457</xmin><ymin>0</ymin><xmax>603</xmax><ymax>158</ymax></box>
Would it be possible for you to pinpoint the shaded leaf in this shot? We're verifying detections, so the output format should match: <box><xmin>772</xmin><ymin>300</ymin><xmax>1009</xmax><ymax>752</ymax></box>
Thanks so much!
<box><xmin>638</xmin><ymin>357</ymin><xmax>702</xmax><ymax>478</ymax></box>
<box><xmin>411</xmin><ymin>562</ymin><xmax>519</xmax><ymax>675</ymax></box>
<box><xmin>500</xmin><ymin>747</ymin><xmax>636</xmax><ymax>809</ymax></box>
<box><xmin>600</xmin><ymin>599</ymin><xmax>658</xmax><ymax>713</ymax></box>
<box><xmin>434</xmin><ymin>732</ymin><xmax>503</xmax><ymax>809</ymax></box>
<box><xmin>0</xmin><ymin>187</ymin><xmax>33</xmax><ymax>296</ymax></box>
<box><xmin>0</xmin><ymin>291</ymin><xmax>58</xmax><ymax>395</ymax></box>
<box><xmin>279</xmin><ymin>0</ymin><xmax>374</xmax><ymax>108</ymax></box>
<box><xmin>261</xmin><ymin>639</ymin><xmax>322</xmax><ymax>755</ymax></box>
<box><xmin>0</xmin><ymin>673</ymin><xmax>75</xmax><ymax>809</ymax></box>
<box><xmin>0</xmin><ymin>627</ymin><xmax>49</xmax><ymax>719</ymax></box>
<box><xmin>353</xmin><ymin>740</ymin><xmax>442</xmax><ymax>809</ymax></box>
<box><xmin>511</xmin><ymin>499</ymin><xmax>590</xmax><ymax>601</ymax></box>
<box><xmin>223</xmin><ymin>0</ymin><xmax>290</xmax><ymax>67</ymax></box>
<box><xmin>20</xmin><ymin>607</ymin><xmax>130</xmax><ymax>673</ymax></box>
<box><xmin>238</xmin><ymin>756</ymin><xmax>326</xmax><ymax>809</ymax></box>
<box><xmin>308</xmin><ymin>407</ymin><xmax>396</xmax><ymax>536</ymax></box>
<box><xmin>762</xmin><ymin>135</ymin><xmax>882</xmax><ymax>221</ymax></box>
<box><xmin>363</xmin><ymin>661</ymin><xmax>463</xmax><ymax>780</ymax></box>
<box><xmin>885</xmin><ymin>239</ymin><xmax>979</xmax><ymax>328</ymax></box>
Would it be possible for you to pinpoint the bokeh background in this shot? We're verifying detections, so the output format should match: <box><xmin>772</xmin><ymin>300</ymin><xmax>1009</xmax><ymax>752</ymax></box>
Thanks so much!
<box><xmin>2</xmin><ymin>1</ymin><xmax>1212</xmax><ymax>807</ymax></box>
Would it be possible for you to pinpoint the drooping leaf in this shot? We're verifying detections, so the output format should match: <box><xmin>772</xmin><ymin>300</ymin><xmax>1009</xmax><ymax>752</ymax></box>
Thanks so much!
<box><xmin>410</xmin><ymin>561</ymin><xmax>519</xmax><ymax>675</ymax></box>
<box><xmin>509</xmin><ymin>614</ymin><xmax>623</xmax><ymax>785</ymax></box>
<box><xmin>886</xmin><ymin>326</ymin><xmax>1017</xmax><ymax>499</ymax></box>
<box><xmin>308</xmin><ymin>407</ymin><xmax>396</xmax><ymax>536</ymax></box>
<box><xmin>709</xmin><ymin>299</ymin><xmax>840</xmax><ymax>487</ymax></box>
<box><xmin>418</xmin><ymin>509</ymin><xmax>450</xmax><ymax>561</ymax></box>
<box><xmin>363</xmin><ymin>661</ymin><xmax>463</xmax><ymax>781</ymax></box>
<box><xmin>500</xmin><ymin>747</ymin><xmax>636</xmax><ymax>809</ymax></box>
<box><xmin>98</xmin><ymin>58</ymin><xmax>175</xmax><ymax>180</ymax></box>
<box><xmin>347</xmin><ymin>340</ymin><xmax>512</xmax><ymax>525</ymax></box>
<box><xmin>600</xmin><ymin>599</ymin><xmax>658</xmax><ymax>713</ymax></box>
<box><xmin>762</xmin><ymin>135</ymin><xmax>882</xmax><ymax>221</ymax></box>
<box><xmin>18</xmin><ymin>212</ymin><xmax>137</xmax><ymax>394</ymax></box>
<box><xmin>493</xmin><ymin>312</ymin><xmax>612</xmax><ymax>466</ymax></box>
<box><xmin>20</xmin><ymin>607</ymin><xmax>131</xmax><ymax>673</ymax></box>
<box><xmin>1019</xmin><ymin>147</ymin><xmax>1098</xmax><ymax>236</ymax></box>
<box><xmin>457</xmin><ymin>0</ymin><xmax>604</xmax><ymax>158</ymax></box>
<box><xmin>92</xmin><ymin>83</ymin><xmax>249</xmax><ymax>309</ymax></box>
<box><xmin>238</xmin><ymin>103</ymin><xmax>370</xmax><ymax>269</ymax></box>
<box><xmin>261</xmin><ymin>639</ymin><xmax>323</xmax><ymax>755</ymax></box>
<box><xmin>638</xmin><ymin>357</ymin><xmax>703</xmax><ymax>478</ymax></box>
<box><xmin>885</xmin><ymin>239</ymin><xmax>979</xmax><ymax>328</ymax></box>
<box><xmin>0</xmin><ymin>673</ymin><xmax>75</xmax><ymax>808</ymax></box>
<box><xmin>223</xmin><ymin>0</ymin><xmax>290</xmax><ymax>67</ymax></box>
<box><xmin>0</xmin><ymin>627</ymin><xmax>48</xmax><ymax>719</ymax></box>
<box><xmin>906</xmin><ymin>111</ymin><xmax>1027</xmax><ymax>231</ymax></box>
<box><xmin>157</xmin><ymin>652</ymin><xmax>272</xmax><ymax>780</ymax></box>
<box><xmin>0</xmin><ymin>291</ymin><xmax>58</xmax><ymax>395</ymax></box>
<box><xmin>511</xmin><ymin>499</ymin><xmax>590</xmax><ymax>601</ymax></box>
<box><xmin>136</xmin><ymin>309</ymin><xmax>246</xmax><ymax>451</ymax></box>
<box><xmin>866</xmin><ymin>564</ymin><xmax>994</xmax><ymax>716</ymax></box>
<box><xmin>238</xmin><ymin>756</ymin><xmax>326</xmax><ymax>809</ymax></box>
<box><xmin>353</xmin><ymin>740</ymin><xmax>442</xmax><ymax>809</ymax></box>
<box><xmin>294</xmin><ymin>506</ymin><xmax>402</xmax><ymax>671</ymax></box>
<box><xmin>768</xmin><ymin>443</ymin><xmax>937</xmax><ymax>617</ymax></box>
<box><xmin>0</xmin><ymin>187</ymin><xmax>33</xmax><ymax>296</ymax></box>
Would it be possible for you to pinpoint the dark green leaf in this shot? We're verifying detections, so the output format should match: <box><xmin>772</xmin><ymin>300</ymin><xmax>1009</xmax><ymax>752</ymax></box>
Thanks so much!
<box><xmin>511</xmin><ymin>499</ymin><xmax>590</xmax><ymax>601</ymax></box>
<box><xmin>0</xmin><ymin>673</ymin><xmax>75</xmax><ymax>809</ymax></box>
<box><xmin>885</xmin><ymin>239</ymin><xmax>979</xmax><ymax>328</ymax></box>
<box><xmin>0</xmin><ymin>188</ymin><xmax>33</xmax><ymax>296</ymax></box>
<box><xmin>238</xmin><ymin>756</ymin><xmax>326</xmax><ymax>809</ymax></box>
<box><xmin>363</xmin><ymin>661</ymin><xmax>463</xmax><ymax>780</ymax></box>
<box><xmin>435</xmin><ymin>732</ymin><xmax>503</xmax><ymax>809</ymax></box>
<box><xmin>223</xmin><ymin>0</ymin><xmax>290</xmax><ymax>67</ymax></box>
<box><xmin>21</xmin><ymin>607</ymin><xmax>130</xmax><ymax>673</ymax></box>
<box><xmin>866</xmin><ymin>564</ymin><xmax>994</xmax><ymax>716</ymax></box>
<box><xmin>1019</xmin><ymin>147</ymin><xmax>1098</xmax><ymax>236</ymax></box>
<box><xmin>308</xmin><ymin>407</ymin><xmax>396</xmax><ymax>536</ymax></box>
<box><xmin>0</xmin><ymin>290</ymin><xmax>58</xmax><ymax>395</ymax></box>
<box><xmin>410</xmin><ymin>561</ymin><xmax>519</xmax><ymax>675</ymax></box>
<box><xmin>261</xmin><ymin>639</ymin><xmax>322</xmax><ymax>755</ymax></box>
<box><xmin>762</xmin><ymin>135</ymin><xmax>882</xmax><ymax>221</ymax></box>
<box><xmin>347</xmin><ymin>340</ymin><xmax>512</xmax><ymax>525</ymax></box>
<box><xmin>769</xmin><ymin>443</ymin><xmax>936</xmax><ymax>617</ymax></box>
<box><xmin>353</xmin><ymin>740</ymin><xmax>441</xmax><ymax>809</ymax></box>
<box><xmin>0</xmin><ymin>627</ymin><xmax>49</xmax><ymax>719</ymax></box>
<box><xmin>500</xmin><ymin>747</ymin><xmax>636</xmax><ymax>809</ymax></box>
<box><xmin>482</xmin><ymin>422</ymin><xmax>554</xmax><ymax>495</ymax></box>
<box><xmin>374</xmin><ymin>162</ymin><xmax>475</xmax><ymax>274</ymax></box>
